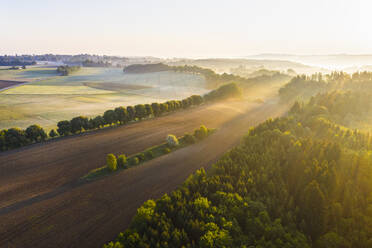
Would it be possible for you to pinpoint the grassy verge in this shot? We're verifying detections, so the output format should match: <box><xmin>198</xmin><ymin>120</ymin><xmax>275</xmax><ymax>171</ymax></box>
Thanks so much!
<box><xmin>82</xmin><ymin>127</ymin><xmax>215</xmax><ymax>181</ymax></box>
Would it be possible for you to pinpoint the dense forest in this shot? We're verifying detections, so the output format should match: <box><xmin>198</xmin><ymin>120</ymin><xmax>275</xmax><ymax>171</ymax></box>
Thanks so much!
<box><xmin>292</xmin><ymin>90</ymin><xmax>372</xmax><ymax>131</ymax></box>
<box><xmin>279</xmin><ymin>71</ymin><xmax>372</xmax><ymax>102</ymax></box>
<box><xmin>104</xmin><ymin>96</ymin><xmax>372</xmax><ymax>248</ymax></box>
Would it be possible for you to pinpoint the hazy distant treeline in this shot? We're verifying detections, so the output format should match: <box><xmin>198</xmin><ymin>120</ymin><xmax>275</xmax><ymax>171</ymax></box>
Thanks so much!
<box><xmin>124</xmin><ymin>63</ymin><xmax>291</xmax><ymax>89</ymax></box>
<box><xmin>0</xmin><ymin>54</ymin><xmax>130</xmax><ymax>67</ymax></box>
<box><xmin>0</xmin><ymin>56</ymin><xmax>36</xmax><ymax>66</ymax></box>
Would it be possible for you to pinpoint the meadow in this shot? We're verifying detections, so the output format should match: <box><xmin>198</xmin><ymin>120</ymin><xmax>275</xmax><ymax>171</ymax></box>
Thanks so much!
<box><xmin>0</xmin><ymin>66</ymin><xmax>207</xmax><ymax>130</ymax></box>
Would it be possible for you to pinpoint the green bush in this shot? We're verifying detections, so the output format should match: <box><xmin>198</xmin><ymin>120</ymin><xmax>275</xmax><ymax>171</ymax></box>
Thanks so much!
<box><xmin>106</xmin><ymin>153</ymin><xmax>117</xmax><ymax>171</ymax></box>
<box><xmin>145</xmin><ymin>150</ymin><xmax>154</xmax><ymax>159</ymax></box>
<box><xmin>49</xmin><ymin>129</ymin><xmax>58</xmax><ymax>138</ymax></box>
<box><xmin>194</xmin><ymin>125</ymin><xmax>208</xmax><ymax>140</ymax></box>
<box><xmin>184</xmin><ymin>133</ymin><xmax>196</xmax><ymax>144</ymax></box>
<box><xmin>137</xmin><ymin>153</ymin><xmax>145</xmax><ymax>161</ymax></box>
<box><xmin>164</xmin><ymin>147</ymin><xmax>171</xmax><ymax>154</ymax></box>
<box><xmin>131</xmin><ymin>157</ymin><xmax>140</xmax><ymax>165</ymax></box>
<box><xmin>166</xmin><ymin>134</ymin><xmax>179</xmax><ymax>147</ymax></box>
<box><xmin>117</xmin><ymin>154</ymin><xmax>127</xmax><ymax>168</ymax></box>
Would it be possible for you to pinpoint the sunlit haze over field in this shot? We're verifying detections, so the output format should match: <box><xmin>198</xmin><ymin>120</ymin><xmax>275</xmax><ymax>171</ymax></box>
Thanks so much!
<box><xmin>3</xmin><ymin>1</ymin><xmax>372</xmax><ymax>248</ymax></box>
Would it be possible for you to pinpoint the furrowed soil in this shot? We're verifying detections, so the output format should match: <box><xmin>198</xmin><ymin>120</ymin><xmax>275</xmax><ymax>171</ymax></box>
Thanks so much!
<box><xmin>0</xmin><ymin>99</ymin><xmax>288</xmax><ymax>248</ymax></box>
<box><xmin>0</xmin><ymin>80</ymin><xmax>26</xmax><ymax>90</ymax></box>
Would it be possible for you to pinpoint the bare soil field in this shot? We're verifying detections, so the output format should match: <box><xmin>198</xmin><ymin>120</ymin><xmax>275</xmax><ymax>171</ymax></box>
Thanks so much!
<box><xmin>0</xmin><ymin>99</ymin><xmax>288</xmax><ymax>248</ymax></box>
<box><xmin>0</xmin><ymin>80</ymin><xmax>26</xmax><ymax>91</ymax></box>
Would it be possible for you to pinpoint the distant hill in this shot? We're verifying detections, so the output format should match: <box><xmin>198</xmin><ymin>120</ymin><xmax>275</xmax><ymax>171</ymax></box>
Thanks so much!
<box><xmin>247</xmin><ymin>53</ymin><xmax>372</xmax><ymax>71</ymax></box>
<box><xmin>168</xmin><ymin>58</ymin><xmax>318</xmax><ymax>74</ymax></box>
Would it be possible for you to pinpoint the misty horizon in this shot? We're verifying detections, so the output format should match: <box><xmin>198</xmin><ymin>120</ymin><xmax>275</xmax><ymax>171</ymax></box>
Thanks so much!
<box><xmin>2</xmin><ymin>0</ymin><xmax>371</xmax><ymax>57</ymax></box>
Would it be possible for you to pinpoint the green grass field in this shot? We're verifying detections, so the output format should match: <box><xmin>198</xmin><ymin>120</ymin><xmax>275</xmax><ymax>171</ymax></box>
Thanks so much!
<box><xmin>0</xmin><ymin>66</ymin><xmax>207</xmax><ymax>130</ymax></box>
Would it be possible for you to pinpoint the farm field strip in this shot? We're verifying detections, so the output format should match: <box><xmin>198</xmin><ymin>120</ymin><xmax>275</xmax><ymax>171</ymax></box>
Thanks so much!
<box><xmin>0</xmin><ymin>98</ymin><xmax>289</xmax><ymax>247</ymax></box>
<box><xmin>0</xmin><ymin>67</ymin><xmax>208</xmax><ymax>130</ymax></box>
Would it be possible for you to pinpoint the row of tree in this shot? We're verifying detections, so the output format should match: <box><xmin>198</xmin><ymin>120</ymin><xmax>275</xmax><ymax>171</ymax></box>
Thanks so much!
<box><xmin>0</xmin><ymin>95</ymin><xmax>203</xmax><ymax>152</ymax></box>
<box><xmin>0</xmin><ymin>125</ymin><xmax>47</xmax><ymax>151</ymax></box>
<box><xmin>56</xmin><ymin>95</ymin><xmax>203</xmax><ymax>136</ymax></box>
<box><xmin>104</xmin><ymin>99</ymin><xmax>372</xmax><ymax>248</ymax></box>
<box><xmin>104</xmin><ymin>125</ymin><xmax>211</xmax><ymax>173</ymax></box>
<box><xmin>0</xmin><ymin>82</ymin><xmax>241</xmax><ymax>152</ymax></box>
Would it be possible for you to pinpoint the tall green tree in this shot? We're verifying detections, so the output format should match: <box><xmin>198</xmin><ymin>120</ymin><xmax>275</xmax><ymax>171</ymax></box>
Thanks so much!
<box><xmin>144</xmin><ymin>104</ymin><xmax>153</xmax><ymax>117</ymax></box>
<box><xmin>70</xmin><ymin>116</ymin><xmax>89</xmax><ymax>134</ymax></box>
<box><xmin>25</xmin><ymin>124</ymin><xmax>47</xmax><ymax>142</ymax></box>
<box><xmin>135</xmin><ymin>104</ymin><xmax>147</xmax><ymax>120</ymax></box>
<box><xmin>127</xmin><ymin>106</ymin><xmax>136</xmax><ymax>121</ymax></box>
<box><xmin>103</xmin><ymin>110</ymin><xmax>117</xmax><ymax>125</ymax></box>
<box><xmin>151</xmin><ymin>103</ymin><xmax>161</xmax><ymax>117</ymax></box>
<box><xmin>114</xmin><ymin>107</ymin><xmax>128</xmax><ymax>124</ymax></box>
<box><xmin>57</xmin><ymin>120</ymin><xmax>71</xmax><ymax>136</ymax></box>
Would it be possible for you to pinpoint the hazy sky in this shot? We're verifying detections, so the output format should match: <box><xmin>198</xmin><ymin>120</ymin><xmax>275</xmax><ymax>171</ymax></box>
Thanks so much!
<box><xmin>1</xmin><ymin>0</ymin><xmax>371</xmax><ymax>57</ymax></box>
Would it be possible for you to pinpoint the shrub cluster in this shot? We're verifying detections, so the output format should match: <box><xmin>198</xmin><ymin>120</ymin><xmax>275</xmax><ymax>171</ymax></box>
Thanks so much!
<box><xmin>0</xmin><ymin>125</ymin><xmax>47</xmax><ymax>151</ymax></box>
<box><xmin>101</xmin><ymin>126</ymin><xmax>213</xmax><ymax>174</ymax></box>
<box><xmin>166</xmin><ymin>134</ymin><xmax>179</xmax><ymax>147</ymax></box>
<box><xmin>57</xmin><ymin>65</ymin><xmax>81</xmax><ymax>76</ymax></box>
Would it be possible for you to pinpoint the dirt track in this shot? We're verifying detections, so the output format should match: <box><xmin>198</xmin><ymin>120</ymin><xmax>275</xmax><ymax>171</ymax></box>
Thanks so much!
<box><xmin>0</xmin><ymin>99</ymin><xmax>288</xmax><ymax>248</ymax></box>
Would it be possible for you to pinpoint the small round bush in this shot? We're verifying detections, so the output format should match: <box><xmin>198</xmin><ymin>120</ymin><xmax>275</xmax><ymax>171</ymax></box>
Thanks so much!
<box><xmin>194</xmin><ymin>125</ymin><xmax>208</xmax><ymax>140</ymax></box>
<box><xmin>145</xmin><ymin>150</ymin><xmax>154</xmax><ymax>159</ymax></box>
<box><xmin>184</xmin><ymin>133</ymin><xmax>196</xmax><ymax>144</ymax></box>
<box><xmin>166</xmin><ymin>134</ymin><xmax>179</xmax><ymax>147</ymax></box>
<box><xmin>106</xmin><ymin>153</ymin><xmax>117</xmax><ymax>171</ymax></box>
<box><xmin>117</xmin><ymin>154</ymin><xmax>127</xmax><ymax>168</ymax></box>
<box><xmin>164</xmin><ymin>147</ymin><xmax>171</xmax><ymax>154</ymax></box>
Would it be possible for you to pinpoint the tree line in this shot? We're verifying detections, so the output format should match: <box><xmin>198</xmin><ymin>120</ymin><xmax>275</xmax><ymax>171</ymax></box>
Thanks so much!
<box><xmin>56</xmin><ymin>95</ymin><xmax>203</xmax><ymax>136</ymax></box>
<box><xmin>0</xmin><ymin>83</ymin><xmax>241</xmax><ymax>152</ymax></box>
<box><xmin>279</xmin><ymin>71</ymin><xmax>372</xmax><ymax>102</ymax></box>
<box><xmin>124</xmin><ymin>63</ymin><xmax>289</xmax><ymax>89</ymax></box>
<box><xmin>104</xmin><ymin>98</ymin><xmax>372</xmax><ymax>248</ymax></box>
<box><xmin>0</xmin><ymin>95</ymin><xmax>202</xmax><ymax>152</ymax></box>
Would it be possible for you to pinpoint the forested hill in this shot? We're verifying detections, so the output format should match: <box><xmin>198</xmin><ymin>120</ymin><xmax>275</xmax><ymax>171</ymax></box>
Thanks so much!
<box><xmin>124</xmin><ymin>63</ymin><xmax>291</xmax><ymax>89</ymax></box>
<box><xmin>279</xmin><ymin>71</ymin><xmax>372</xmax><ymax>102</ymax></box>
<box><xmin>293</xmin><ymin>90</ymin><xmax>372</xmax><ymax>131</ymax></box>
<box><xmin>103</xmin><ymin>89</ymin><xmax>372</xmax><ymax>247</ymax></box>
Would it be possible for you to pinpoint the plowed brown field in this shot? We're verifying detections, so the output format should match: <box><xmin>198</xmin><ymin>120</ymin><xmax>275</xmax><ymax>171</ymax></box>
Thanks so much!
<box><xmin>0</xmin><ymin>99</ymin><xmax>287</xmax><ymax>248</ymax></box>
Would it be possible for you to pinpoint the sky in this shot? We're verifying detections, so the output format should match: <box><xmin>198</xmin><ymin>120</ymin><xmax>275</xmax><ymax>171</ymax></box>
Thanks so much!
<box><xmin>1</xmin><ymin>0</ymin><xmax>371</xmax><ymax>58</ymax></box>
